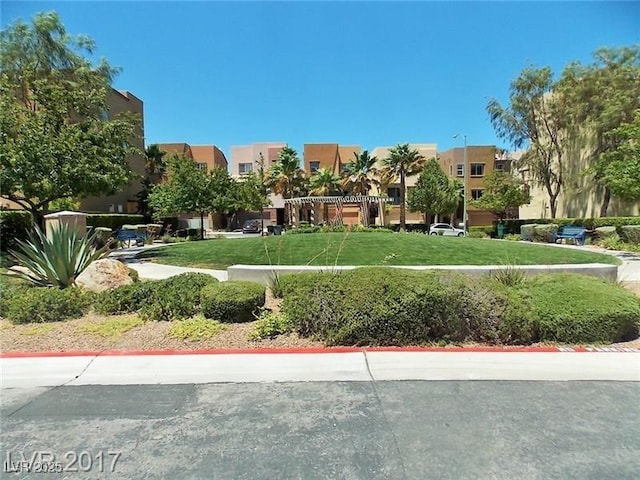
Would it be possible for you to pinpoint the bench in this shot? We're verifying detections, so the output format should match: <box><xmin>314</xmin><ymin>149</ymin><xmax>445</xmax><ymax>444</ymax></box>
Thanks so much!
<box><xmin>116</xmin><ymin>229</ymin><xmax>146</xmax><ymax>247</ymax></box>
<box><xmin>553</xmin><ymin>225</ymin><xmax>586</xmax><ymax>246</ymax></box>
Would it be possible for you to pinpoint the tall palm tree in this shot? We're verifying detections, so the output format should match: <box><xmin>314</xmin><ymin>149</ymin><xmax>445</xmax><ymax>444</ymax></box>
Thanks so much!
<box><xmin>144</xmin><ymin>144</ymin><xmax>167</xmax><ymax>182</ymax></box>
<box><xmin>266</xmin><ymin>146</ymin><xmax>304</xmax><ymax>225</ymax></box>
<box><xmin>342</xmin><ymin>150</ymin><xmax>379</xmax><ymax>195</ymax></box>
<box><xmin>309</xmin><ymin>168</ymin><xmax>341</xmax><ymax>222</ymax></box>
<box><xmin>379</xmin><ymin>144</ymin><xmax>426</xmax><ymax>231</ymax></box>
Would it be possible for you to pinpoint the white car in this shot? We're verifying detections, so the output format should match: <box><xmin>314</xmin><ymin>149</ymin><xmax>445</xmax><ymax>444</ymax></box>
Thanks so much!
<box><xmin>428</xmin><ymin>223</ymin><xmax>466</xmax><ymax>237</ymax></box>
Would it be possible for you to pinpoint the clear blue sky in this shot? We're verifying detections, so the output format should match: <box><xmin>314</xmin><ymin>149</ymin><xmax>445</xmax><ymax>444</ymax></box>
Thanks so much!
<box><xmin>3</xmin><ymin>1</ymin><xmax>639</xmax><ymax>161</ymax></box>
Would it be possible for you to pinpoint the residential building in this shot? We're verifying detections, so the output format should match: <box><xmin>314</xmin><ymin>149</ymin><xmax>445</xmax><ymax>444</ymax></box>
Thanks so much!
<box><xmin>302</xmin><ymin>144</ymin><xmax>363</xmax><ymax>226</ymax></box>
<box><xmin>369</xmin><ymin>144</ymin><xmax>438</xmax><ymax>226</ymax></box>
<box><xmin>156</xmin><ymin>143</ymin><xmax>228</xmax><ymax>172</ymax></box>
<box><xmin>230</xmin><ymin>142</ymin><xmax>288</xmax><ymax>227</ymax></box>
<box><xmin>437</xmin><ymin>145</ymin><xmax>510</xmax><ymax>226</ymax></box>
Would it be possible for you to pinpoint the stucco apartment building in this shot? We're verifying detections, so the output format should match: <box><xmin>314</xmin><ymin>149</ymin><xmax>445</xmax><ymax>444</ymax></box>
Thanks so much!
<box><xmin>230</xmin><ymin>142</ymin><xmax>288</xmax><ymax>227</ymax></box>
<box><xmin>155</xmin><ymin>143</ymin><xmax>228</xmax><ymax>172</ymax></box>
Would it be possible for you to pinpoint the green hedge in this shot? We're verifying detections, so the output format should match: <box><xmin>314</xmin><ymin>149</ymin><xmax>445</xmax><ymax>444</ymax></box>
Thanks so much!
<box><xmin>280</xmin><ymin>268</ymin><xmax>537</xmax><ymax>346</ymax></box>
<box><xmin>279</xmin><ymin>268</ymin><xmax>639</xmax><ymax>346</ymax></box>
<box><xmin>86</xmin><ymin>214</ymin><xmax>145</xmax><ymax>231</ymax></box>
<box><xmin>96</xmin><ymin>273</ymin><xmax>218</xmax><ymax>321</ymax></box>
<box><xmin>530</xmin><ymin>274</ymin><xmax>640</xmax><ymax>343</ymax></box>
<box><xmin>533</xmin><ymin>224</ymin><xmax>558</xmax><ymax>243</ymax></box>
<box><xmin>0</xmin><ymin>211</ymin><xmax>32</xmax><ymax>251</ymax></box>
<box><xmin>201</xmin><ymin>281</ymin><xmax>266</xmax><ymax>323</ymax></box>
<box><xmin>3</xmin><ymin>286</ymin><xmax>94</xmax><ymax>324</ymax></box>
<box><xmin>620</xmin><ymin>225</ymin><xmax>640</xmax><ymax>244</ymax></box>
<box><xmin>495</xmin><ymin>216</ymin><xmax>640</xmax><ymax>236</ymax></box>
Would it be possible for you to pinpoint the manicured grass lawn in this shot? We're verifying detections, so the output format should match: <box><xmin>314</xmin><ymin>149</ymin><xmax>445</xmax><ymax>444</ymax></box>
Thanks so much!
<box><xmin>137</xmin><ymin>232</ymin><xmax>620</xmax><ymax>269</ymax></box>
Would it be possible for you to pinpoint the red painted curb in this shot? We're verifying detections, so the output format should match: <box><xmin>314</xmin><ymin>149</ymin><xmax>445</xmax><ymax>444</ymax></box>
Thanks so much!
<box><xmin>1</xmin><ymin>345</ymin><xmax>637</xmax><ymax>358</ymax></box>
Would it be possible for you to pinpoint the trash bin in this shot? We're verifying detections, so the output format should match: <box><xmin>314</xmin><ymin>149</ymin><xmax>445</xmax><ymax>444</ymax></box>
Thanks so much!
<box><xmin>497</xmin><ymin>223</ymin><xmax>506</xmax><ymax>239</ymax></box>
<box><xmin>273</xmin><ymin>225</ymin><xmax>282</xmax><ymax>235</ymax></box>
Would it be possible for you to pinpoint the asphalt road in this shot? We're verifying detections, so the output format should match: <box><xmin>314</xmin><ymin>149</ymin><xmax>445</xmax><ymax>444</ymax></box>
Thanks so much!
<box><xmin>2</xmin><ymin>381</ymin><xmax>638</xmax><ymax>479</ymax></box>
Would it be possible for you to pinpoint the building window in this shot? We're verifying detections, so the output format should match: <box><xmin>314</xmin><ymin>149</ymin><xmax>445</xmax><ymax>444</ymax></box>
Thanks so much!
<box><xmin>471</xmin><ymin>189</ymin><xmax>483</xmax><ymax>200</ymax></box>
<box><xmin>309</xmin><ymin>161</ymin><xmax>320</xmax><ymax>173</ymax></box>
<box><xmin>495</xmin><ymin>163</ymin><xmax>505</xmax><ymax>172</ymax></box>
<box><xmin>239</xmin><ymin>163</ymin><xmax>253</xmax><ymax>174</ymax></box>
<box><xmin>387</xmin><ymin>187</ymin><xmax>401</xmax><ymax>204</ymax></box>
<box><xmin>470</xmin><ymin>163</ymin><xmax>485</xmax><ymax>176</ymax></box>
<box><xmin>196</xmin><ymin>163</ymin><xmax>207</xmax><ymax>171</ymax></box>
<box><xmin>456</xmin><ymin>164</ymin><xmax>464</xmax><ymax>177</ymax></box>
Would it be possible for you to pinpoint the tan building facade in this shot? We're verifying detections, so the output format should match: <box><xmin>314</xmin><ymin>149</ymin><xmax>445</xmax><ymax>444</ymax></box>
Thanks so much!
<box><xmin>437</xmin><ymin>145</ymin><xmax>510</xmax><ymax>226</ymax></box>
<box><xmin>156</xmin><ymin>143</ymin><xmax>228</xmax><ymax>172</ymax></box>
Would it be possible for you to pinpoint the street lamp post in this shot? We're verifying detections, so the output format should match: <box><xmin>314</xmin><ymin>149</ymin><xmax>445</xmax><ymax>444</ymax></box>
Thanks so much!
<box><xmin>453</xmin><ymin>134</ymin><xmax>468</xmax><ymax>231</ymax></box>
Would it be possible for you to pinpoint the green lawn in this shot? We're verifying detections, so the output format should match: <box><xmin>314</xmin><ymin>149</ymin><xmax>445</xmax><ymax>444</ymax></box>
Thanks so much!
<box><xmin>137</xmin><ymin>232</ymin><xmax>620</xmax><ymax>269</ymax></box>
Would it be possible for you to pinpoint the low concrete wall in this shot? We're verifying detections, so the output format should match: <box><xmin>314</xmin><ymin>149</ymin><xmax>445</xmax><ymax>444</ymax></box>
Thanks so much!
<box><xmin>227</xmin><ymin>263</ymin><xmax>618</xmax><ymax>285</ymax></box>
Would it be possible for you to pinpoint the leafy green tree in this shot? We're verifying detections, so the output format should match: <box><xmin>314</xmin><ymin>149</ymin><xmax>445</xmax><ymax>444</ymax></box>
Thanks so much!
<box><xmin>266</xmin><ymin>146</ymin><xmax>305</xmax><ymax>225</ymax></box>
<box><xmin>487</xmin><ymin>67</ymin><xmax>568</xmax><ymax>218</ymax></box>
<box><xmin>0</xmin><ymin>12</ymin><xmax>140</xmax><ymax>227</ymax></box>
<box><xmin>342</xmin><ymin>150</ymin><xmax>379</xmax><ymax>195</ymax></box>
<box><xmin>599</xmin><ymin>109</ymin><xmax>640</xmax><ymax>201</ymax></box>
<box><xmin>380</xmin><ymin>144</ymin><xmax>426</xmax><ymax>231</ymax></box>
<box><xmin>470</xmin><ymin>171</ymin><xmax>530</xmax><ymax>220</ymax></box>
<box><xmin>408</xmin><ymin>158</ymin><xmax>462</xmax><ymax>225</ymax></box>
<box><xmin>559</xmin><ymin>46</ymin><xmax>640</xmax><ymax>215</ymax></box>
<box><xmin>148</xmin><ymin>155</ymin><xmax>234</xmax><ymax>239</ymax></box>
<box><xmin>309</xmin><ymin>168</ymin><xmax>341</xmax><ymax>222</ymax></box>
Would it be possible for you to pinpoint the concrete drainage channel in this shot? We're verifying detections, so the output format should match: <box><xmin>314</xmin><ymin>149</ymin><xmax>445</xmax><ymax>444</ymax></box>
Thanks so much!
<box><xmin>226</xmin><ymin>263</ymin><xmax>618</xmax><ymax>285</ymax></box>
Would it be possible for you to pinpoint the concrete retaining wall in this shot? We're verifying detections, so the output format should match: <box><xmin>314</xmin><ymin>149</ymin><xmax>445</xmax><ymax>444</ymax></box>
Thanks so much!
<box><xmin>227</xmin><ymin>263</ymin><xmax>618</xmax><ymax>285</ymax></box>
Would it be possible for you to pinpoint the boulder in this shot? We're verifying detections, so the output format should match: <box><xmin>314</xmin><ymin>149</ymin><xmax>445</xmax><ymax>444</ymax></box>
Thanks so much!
<box><xmin>76</xmin><ymin>259</ymin><xmax>133</xmax><ymax>292</ymax></box>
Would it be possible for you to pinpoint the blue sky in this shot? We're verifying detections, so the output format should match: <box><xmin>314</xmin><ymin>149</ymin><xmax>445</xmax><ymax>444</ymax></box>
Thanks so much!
<box><xmin>3</xmin><ymin>1</ymin><xmax>639</xmax><ymax>161</ymax></box>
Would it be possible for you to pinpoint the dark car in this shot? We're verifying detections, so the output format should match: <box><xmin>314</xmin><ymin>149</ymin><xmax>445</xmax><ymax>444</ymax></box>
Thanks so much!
<box><xmin>242</xmin><ymin>219</ymin><xmax>262</xmax><ymax>234</ymax></box>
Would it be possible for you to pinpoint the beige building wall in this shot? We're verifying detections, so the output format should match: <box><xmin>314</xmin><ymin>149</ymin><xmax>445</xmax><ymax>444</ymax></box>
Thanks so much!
<box><xmin>80</xmin><ymin>90</ymin><xmax>145</xmax><ymax>213</ymax></box>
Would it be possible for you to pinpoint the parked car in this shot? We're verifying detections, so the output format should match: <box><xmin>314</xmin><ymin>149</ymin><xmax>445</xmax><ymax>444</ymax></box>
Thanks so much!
<box><xmin>242</xmin><ymin>219</ymin><xmax>262</xmax><ymax>234</ymax></box>
<box><xmin>428</xmin><ymin>223</ymin><xmax>466</xmax><ymax>237</ymax></box>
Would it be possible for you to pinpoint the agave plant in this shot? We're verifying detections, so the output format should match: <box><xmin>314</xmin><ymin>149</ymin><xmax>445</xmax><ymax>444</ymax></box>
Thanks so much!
<box><xmin>8</xmin><ymin>223</ymin><xmax>111</xmax><ymax>288</ymax></box>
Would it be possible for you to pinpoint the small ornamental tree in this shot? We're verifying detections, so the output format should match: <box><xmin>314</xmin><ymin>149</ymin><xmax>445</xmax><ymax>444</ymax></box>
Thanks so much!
<box><xmin>470</xmin><ymin>171</ymin><xmax>531</xmax><ymax>220</ymax></box>
<box><xmin>408</xmin><ymin>158</ymin><xmax>461</xmax><ymax>225</ymax></box>
<box><xmin>148</xmin><ymin>155</ymin><xmax>234</xmax><ymax>239</ymax></box>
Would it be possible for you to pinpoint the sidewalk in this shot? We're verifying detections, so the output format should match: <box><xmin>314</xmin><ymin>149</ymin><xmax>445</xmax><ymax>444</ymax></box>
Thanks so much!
<box><xmin>2</xmin><ymin>350</ymin><xmax>639</xmax><ymax>388</ymax></box>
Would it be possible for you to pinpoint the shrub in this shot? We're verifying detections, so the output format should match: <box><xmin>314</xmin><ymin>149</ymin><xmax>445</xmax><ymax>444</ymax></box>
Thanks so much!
<box><xmin>533</xmin><ymin>224</ymin><xmax>558</xmax><ymax>243</ymax></box>
<box><xmin>4</xmin><ymin>287</ymin><xmax>94</xmax><ymax>324</ymax></box>
<box><xmin>139</xmin><ymin>273</ymin><xmax>219</xmax><ymax>322</ymax></box>
<box><xmin>95</xmin><ymin>281</ymin><xmax>158</xmax><ymax>315</ymax></box>
<box><xmin>620</xmin><ymin>225</ymin><xmax>640</xmax><ymax>244</ymax></box>
<box><xmin>529</xmin><ymin>274</ymin><xmax>640</xmax><ymax>343</ymax></box>
<box><xmin>78</xmin><ymin>315</ymin><xmax>143</xmax><ymax>338</ymax></box>
<box><xmin>288</xmin><ymin>225</ymin><xmax>321</xmax><ymax>235</ymax></box>
<box><xmin>86</xmin><ymin>214</ymin><xmax>145</xmax><ymax>231</ymax></box>
<box><xmin>490</xmin><ymin>265</ymin><xmax>527</xmax><ymax>287</ymax></box>
<box><xmin>0</xmin><ymin>211</ymin><xmax>32</xmax><ymax>252</ymax></box>
<box><xmin>469</xmin><ymin>225</ymin><xmax>494</xmax><ymax>236</ymax></box>
<box><xmin>249</xmin><ymin>310</ymin><xmax>293</xmax><ymax>340</ymax></box>
<box><xmin>201</xmin><ymin>281</ymin><xmax>266</xmax><ymax>323</ymax></box>
<box><xmin>169</xmin><ymin>315</ymin><xmax>226</xmax><ymax>341</ymax></box>
<box><xmin>280</xmin><ymin>268</ymin><xmax>534</xmax><ymax>346</ymax></box>
<box><xmin>468</xmin><ymin>231</ymin><xmax>489</xmax><ymax>239</ymax></box>
<box><xmin>504</xmin><ymin>234</ymin><xmax>521</xmax><ymax>241</ymax></box>
<box><xmin>9</xmin><ymin>223</ymin><xmax>111</xmax><ymax>288</ymax></box>
<box><xmin>320</xmin><ymin>224</ymin><xmax>347</xmax><ymax>233</ymax></box>
<box><xmin>600</xmin><ymin>236</ymin><xmax>623</xmax><ymax>251</ymax></box>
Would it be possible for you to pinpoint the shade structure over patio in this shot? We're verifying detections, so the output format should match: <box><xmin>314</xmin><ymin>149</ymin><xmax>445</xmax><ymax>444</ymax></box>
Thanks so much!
<box><xmin>284</xmin><ymin>195</ymin><xmax>389</xmax><ymax>227</ymax></box>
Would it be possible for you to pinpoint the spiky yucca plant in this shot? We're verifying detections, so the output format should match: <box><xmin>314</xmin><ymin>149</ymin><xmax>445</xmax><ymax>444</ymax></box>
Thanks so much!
<box><xmin>8</xmin><ymin>223</ymin><xmax>111</xmax><ymax>288</ymax></box>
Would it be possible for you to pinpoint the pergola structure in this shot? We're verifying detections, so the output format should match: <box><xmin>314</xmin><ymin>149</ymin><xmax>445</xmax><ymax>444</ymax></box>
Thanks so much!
<box><xmin>283</xmin><ymin>195</ymin><xmax>389</xmax><ymax>227</ymax></box>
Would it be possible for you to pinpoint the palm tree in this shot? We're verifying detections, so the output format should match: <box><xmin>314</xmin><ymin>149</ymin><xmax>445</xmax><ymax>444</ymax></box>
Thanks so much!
<box><xmin>144</xmin><ymin>144</ymin><xmax>167</xmax><ymax>182</ymax></box>
<box><xmin>266</xmin><ymin>146</ymin><xmax>304</xmax><ymax>225</ymax></box>
<box><xmin>309</xmin><ymin>168</ymin><xmax>341</xmax><ymax>222</ymax></box>
<box><xmin>342</xmin><ymin>150</ymin><xmax>379</xmax><ymax>195</ymax></box>
<box><xmin>379</xmin><ymin>144</ymin><xmax>426</xmax><ymax>231</ymax></box>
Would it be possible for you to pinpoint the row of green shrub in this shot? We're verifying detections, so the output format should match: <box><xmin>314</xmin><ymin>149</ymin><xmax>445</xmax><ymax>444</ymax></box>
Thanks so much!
<box><xmin>0</xmin><ymin>211</ymin><xmax>32</xmax><ymax>251</ymax></box>
<box><xmin>495</xmin><ymin>216</ymin><xmax>640</xmax><ymax>236</ymax></box>
<box><xmin>1</xmin><ymin>273</ymin><xmax>266</xmax><ymax>324</ymax></box>
<box><xmin>289</xmin><ymin>224</ymin><xmax>393</xmax><ymax>235</ymax></box>
<box><xmin>519</xmin><ymin>223</ymin><xmax>640</xmax><ymax>244</ymax></box>
<box><xmin>279</xmin><ymin>268</ymin><xmax>640</xmax><ymax>345</ymax></box>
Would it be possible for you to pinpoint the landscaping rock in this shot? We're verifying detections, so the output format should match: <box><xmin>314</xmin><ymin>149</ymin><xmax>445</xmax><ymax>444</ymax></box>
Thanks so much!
<box><xmin>76</xmin><ymin>259</ymin><xmax>133</xmax><ymax>292</ymax></box>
